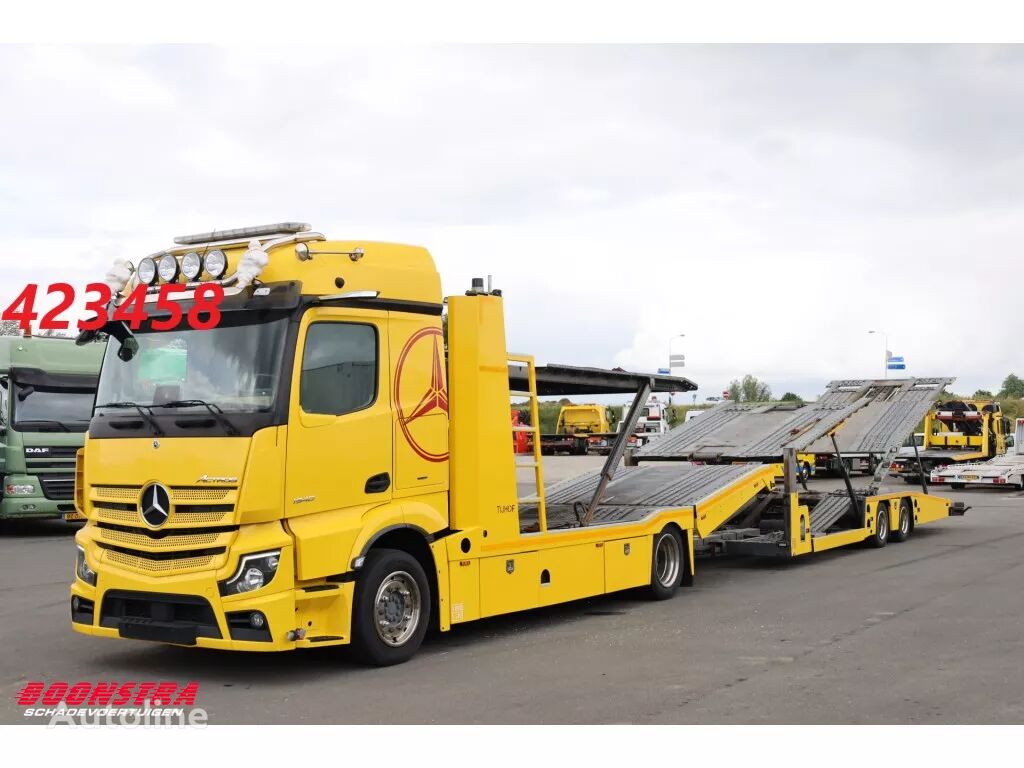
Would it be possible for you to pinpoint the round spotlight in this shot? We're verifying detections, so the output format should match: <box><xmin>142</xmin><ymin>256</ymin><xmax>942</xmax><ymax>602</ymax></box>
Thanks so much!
<box><xmin>180</xmin><ymin>252</ymin><xmax>203</xmax><ymax>281</ymax></box>
<box><xmin>136</xmin><ymin>257</ymin><xmax>158</xmax><ymax>286</ymax></box>
<box><xmin>157</xmin><ymin>254</ymin><xmax>180</xmax><ymax>283</ymax></box>
<box><xmin>249</xmin><ymin>612</ymin><xmax>266</xmax><ymax>629</ymax></box>
<box><xmin>205</xmin><ymin>249</ymin><xmax>228</xmax><ymax>279</ymax></box>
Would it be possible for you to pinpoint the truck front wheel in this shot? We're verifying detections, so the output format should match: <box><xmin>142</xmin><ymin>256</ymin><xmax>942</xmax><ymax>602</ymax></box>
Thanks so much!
<box><xmin>351</xmin><ymin>548</ymin><xmax>431</xmax><ymax>666</ymax></box>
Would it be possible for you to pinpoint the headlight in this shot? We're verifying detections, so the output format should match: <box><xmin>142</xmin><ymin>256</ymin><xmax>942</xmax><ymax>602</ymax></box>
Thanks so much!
<box><xmin>205</xmin><ymin>249</ymin><xmax>228</xmax><ymax>279</ymax></box>
<box><xmin>136</xmin><ymin>257</ymin><xmax>158</xmax><ymax>285</ymax></box>
<box><xmin>180</xmin><ymin>251</ymin><xmax>203</xmax><ymax>281</ymax></box>
<box><xmin>75</xmin><ymin>545</ymin><xmax>97</xmax><ymax>586</ymax></box>
<box><xmin>5</xmin><ymin>484</ymin><xmax>35</xmax><ymax>495</ymax></box>
<box><xmin>157</xmin><ymin>253</ymin><xmax>180</xmax><ymax>282</ymax></box>
<box><xmin>219</xmin><ymin>551</ymin><xmax>280</xmax><ymax>596</ymax></box>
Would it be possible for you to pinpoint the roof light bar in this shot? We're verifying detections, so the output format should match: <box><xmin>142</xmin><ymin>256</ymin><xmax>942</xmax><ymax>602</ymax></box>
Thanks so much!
<box><xmin>173</xmin><ymin>222</ymin><xmax>311</xmax><ymax>246</ymax></box>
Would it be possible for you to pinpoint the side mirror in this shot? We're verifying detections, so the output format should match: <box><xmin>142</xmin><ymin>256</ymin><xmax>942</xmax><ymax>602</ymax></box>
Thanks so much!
<box><xmin>117</xmin><ymin>337</ymin><xmax>139</xmax><ymax>362</ymax></box>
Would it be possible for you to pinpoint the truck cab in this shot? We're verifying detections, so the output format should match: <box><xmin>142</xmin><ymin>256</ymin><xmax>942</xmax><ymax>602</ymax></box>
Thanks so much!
<box><xmin>0</xmin><ymin>335</ymin><xmax>103</xmax><ymax>520</ymax></box>
<box><xmin>71</xmin><ymin>224</ymin><xmax>703</xmax><ymax>664</ymax></box>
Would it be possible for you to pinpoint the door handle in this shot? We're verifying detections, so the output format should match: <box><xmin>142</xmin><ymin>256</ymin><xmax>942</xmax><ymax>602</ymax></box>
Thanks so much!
<box><xmin>365</xmin><ymin>472</ymin><xmax>391</xmax><ymax>494</ymax></box>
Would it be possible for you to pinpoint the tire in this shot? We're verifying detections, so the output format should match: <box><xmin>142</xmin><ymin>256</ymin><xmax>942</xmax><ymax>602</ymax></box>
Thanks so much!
<box><xmin>350</xmin><ymin>548</ymin><xmax>431</xmax><ymax>667</ymax></box>
<box><xmin>866</xmin><ymin>455</ymin><xmax>878</xmax><ymax>476</ymax></box>
<box><xmin>892</xmin><ymin>498</ymin><xmax>912</xmax><ymax>543</ymax></box>
<box><xmin>902</xmin><ymin>477</ymin><xmax>916</xmax><ymax>485</ymax></box>
<box><xmin>869</xmin><ymin>501</ymin><xmax>890</xmax><ymax>548</ymax></box>
<box><xmin>950</xmin><ymin>483</ymin><xmax>964</xmax><ymax>490</ymax></box>
<box><xmin>647</xmin><ymin>527</ymin><xmax>685</xmax><ymax>600</ymax></box>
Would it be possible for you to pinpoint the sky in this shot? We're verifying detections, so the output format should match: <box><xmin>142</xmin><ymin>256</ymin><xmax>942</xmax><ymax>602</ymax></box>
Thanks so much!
<box><xmin>0</xmin><ymin>44</ymin><xmax>1020</xmax><ymax>405</ymax></box>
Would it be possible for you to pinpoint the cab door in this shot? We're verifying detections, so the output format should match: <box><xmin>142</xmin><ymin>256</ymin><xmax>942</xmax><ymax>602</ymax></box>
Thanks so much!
<box><xmin>285</xmin><ymin>308</ymin><xmax>392</xmax><ymax>518</ymax></box>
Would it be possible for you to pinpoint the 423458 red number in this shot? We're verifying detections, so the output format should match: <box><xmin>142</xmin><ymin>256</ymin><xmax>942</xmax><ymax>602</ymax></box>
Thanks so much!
<box><xmin>1</xmin><ymin>283</ymin><xmax>225</xmax><ymax>332</ymax></box>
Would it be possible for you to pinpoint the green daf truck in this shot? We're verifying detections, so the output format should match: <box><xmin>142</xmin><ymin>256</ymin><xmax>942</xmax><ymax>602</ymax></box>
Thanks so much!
<box><xmin>0</xmin><ymin>335</ymin><xmax>104</xmax><ymax>521</ymax></box>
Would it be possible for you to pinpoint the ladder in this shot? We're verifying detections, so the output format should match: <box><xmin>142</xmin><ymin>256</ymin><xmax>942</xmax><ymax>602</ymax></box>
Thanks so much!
<box><xmin>508</xmin><ymin>354</ymin><xmax>548</xmax><ymax>533</ymax></box>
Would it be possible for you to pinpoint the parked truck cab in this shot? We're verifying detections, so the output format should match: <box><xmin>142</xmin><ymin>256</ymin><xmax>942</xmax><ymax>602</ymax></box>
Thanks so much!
<box><xmin>0</xmin><ymin>335</ymin><xmax>103</xmax><ymax>520</ymax></box>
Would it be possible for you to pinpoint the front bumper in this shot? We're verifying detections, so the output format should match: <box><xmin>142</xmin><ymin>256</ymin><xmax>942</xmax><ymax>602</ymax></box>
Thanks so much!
<box><xmin>71</xmin><ymin>524</ymin><xmax>353</xmax><ymax>652</ymax></box>
<box><xmin>0</xmin><ymin>493</ymin><xmax>74</xmax><ymax>520</ymax></box>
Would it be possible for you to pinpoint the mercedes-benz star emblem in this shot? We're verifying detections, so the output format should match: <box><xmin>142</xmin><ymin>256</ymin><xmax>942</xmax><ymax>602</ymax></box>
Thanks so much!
<box><xmin>140</xmin><ymin>483</ymin><xmax>171</xmax><ymax>528</ymax></box>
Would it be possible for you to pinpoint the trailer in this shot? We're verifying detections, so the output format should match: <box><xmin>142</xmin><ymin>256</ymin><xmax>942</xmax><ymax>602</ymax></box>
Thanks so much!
<box><xmin>631</xmin><ymin>378</ymin><xmax>952</xmax><ymax>484</ymax></box>
<box><xmin>930</xmin><ymin>418</ymin><xmax>1024</xmax><ymax>490</ymax></box>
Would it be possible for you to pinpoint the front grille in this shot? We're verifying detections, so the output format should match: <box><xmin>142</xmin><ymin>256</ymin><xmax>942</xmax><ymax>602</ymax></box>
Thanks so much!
<box><xmin>171</xmin><ymin>487</ymin><xmax>231</xmax><ymax>501</ymax></box>
<box><xmin>105</xmin><ymin>549</ymin><xmax>216</xmax><ymax>573</ymax></box>
<box><xmin>99</xmin><ymin>527</ymin><xmax>223</xmax><ymax>550</ymax></box>
<box><xmin>100</xmin><ymin>590</ymin><xmax>221</xmax><ymax>639</ymax></box>
<box><xmin>40</xmin><ymin>475</ymin><xmax>75</xmax><ymax>501</ymax></box>
<box><xmin>95</xmin><ymin>507</ymin><xmax>140</xmax><ymax>524</ymax></box>
<box><xmin>94</xmin><ymin>485</ymin><xmax>142</xmax><ymax>501</ymax></box>
<box><xmin>90</xmin><ymin>486</ymin><xmax>236</xmax><ymax>527</ymax></box>
<box><xmin>172</xmin><ymin>509</ymin><xmax>231</xmax><ymax>524</ymax></box>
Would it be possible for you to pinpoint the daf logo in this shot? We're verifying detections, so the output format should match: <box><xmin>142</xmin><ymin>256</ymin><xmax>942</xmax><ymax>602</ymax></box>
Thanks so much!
<box><xmin>25</xmin><ymin>447</ymin><xmax>50</xmax><ymax>455</ymax></box>
<box><xmin>139</xmin><ymin>483</ymin><xmax>172</xmax><ymax>528</ymax></box>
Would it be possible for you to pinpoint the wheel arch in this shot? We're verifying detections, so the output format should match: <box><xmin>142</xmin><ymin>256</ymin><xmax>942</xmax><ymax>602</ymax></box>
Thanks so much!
<box><xmin>359</xmin><ymin>524</ymin><xmax>442</xmax><ymax>630</ymax></box>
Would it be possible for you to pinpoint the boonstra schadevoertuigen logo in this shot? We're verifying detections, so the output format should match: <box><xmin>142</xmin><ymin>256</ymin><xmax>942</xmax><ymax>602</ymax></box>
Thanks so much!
<box><xmin>15</xmin><ymin>680</ymin><xmax>208</xmax><ymax>727</ymax></box>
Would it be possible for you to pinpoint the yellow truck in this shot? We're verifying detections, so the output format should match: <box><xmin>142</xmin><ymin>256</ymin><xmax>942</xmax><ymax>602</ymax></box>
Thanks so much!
<box><xmin>536</xmin><ymin>403</ymin><xmax>614</xmax><ymax>455</ymax></box>
<box><xmin>889</xmin><ymin>399</ymin><xmax>1012</xmax><ymax>483</ymax></box>
<box><xmin>70</xmin><ymin>223</ymin><xmax>966</xmax><ymax>665</ymax></box>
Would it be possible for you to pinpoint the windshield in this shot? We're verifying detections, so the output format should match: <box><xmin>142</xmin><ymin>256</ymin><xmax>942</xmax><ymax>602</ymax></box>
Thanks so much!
<box><xmin>94</xmin><ymin>314</ymin><xmax>289</xmax><ymax>414</ymax></box>
<box><xmin>13</xmin><ymin>386</ymin><xmax>95</xmax><ymax>432</ymax></box>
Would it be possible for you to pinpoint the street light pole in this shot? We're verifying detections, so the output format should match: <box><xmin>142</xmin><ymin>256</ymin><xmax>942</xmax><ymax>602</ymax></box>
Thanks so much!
<box><xmin>668</xmin><ymin>334</ymin><xmax>685</xmax><ymax>409</ymax></box>
<box><xmin>868</xmin><ymin>329</ymin><xmax>888</xmax><ymax>379</ymax></box>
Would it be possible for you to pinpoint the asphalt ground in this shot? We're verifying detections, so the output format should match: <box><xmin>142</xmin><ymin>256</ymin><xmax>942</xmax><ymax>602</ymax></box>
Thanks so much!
<box><xmin>2</xmin><ymin>455</ymin><xmax>1022</xmax><ymax>724</ymax></box>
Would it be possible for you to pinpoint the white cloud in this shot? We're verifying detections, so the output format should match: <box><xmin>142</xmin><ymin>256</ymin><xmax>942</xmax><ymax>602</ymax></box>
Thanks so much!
<box><xmin>0</xmin><ymin>44</ymin><xmax>1021</xmax><ymax>400</ymax></box>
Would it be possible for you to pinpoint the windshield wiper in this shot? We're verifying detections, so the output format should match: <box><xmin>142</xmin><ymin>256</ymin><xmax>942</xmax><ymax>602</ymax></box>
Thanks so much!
<box><xmin>15</xmin><ymin>419</ymin><xmax>70</xmax><ymax>433</ymax></box>
<box><xmin>94</xmin><ymin>401</ymin><xmax>164</xmax><ymax>436</ymax></box>
<box><xmin>155</xmin><ymin>400</ymin><xmax>240</xmax><ymax>437</ymax></box>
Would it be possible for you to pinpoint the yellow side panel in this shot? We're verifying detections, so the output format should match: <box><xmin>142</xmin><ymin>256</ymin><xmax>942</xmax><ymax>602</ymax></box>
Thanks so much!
<box><xmin>604</xmin><ymin>536</ymin><xmax>652</xmax><ymax>593</ymax></box>
<box><xmin>812</xmin><ymin>527</ymin><xmax>869</xmax><ymax>553</ymax></box>
<box><xmin>389</xmin><ymin>313</ymin><xmax>449</xmax><ymax>493</ymax></box>
<box><xmin>447</xmin><ymin>295</ymin><xmax>520</xmax><ymax>542</ymax></box>
<box><xmin>236</xmin><ymin>426</ymin><xmax>286</xmax><ymax>525</ymax></box>
<box><xmin>789</xmin><ymin>497</ymin><xmax>814</xmax><ymax>556</ymax></box>
<box><xmin>910</xmin><ymin>494</ymin><xmax>951</xmax><ymax>525</ymax></box>
<box><xmin>538</xmin><ymin>542</ymin><xmax>604</xmax><ymax>607</ymax></box>
<box><xmin>479</xmin><ymin>552</ymin><xmax>539</xmax><ymax>618</ymax></box>
<box><xmin>447</xmin><ymin>558</ymin><xmax>480</xmax><ymax>625</ymax></box>
<box><xmin>430</xmin><ymin>538</ymin><xmax>452</xmax><ymax>632</ymax></box>
<box><xmin>288</xmin><ymin>502</ymin><xmax>384</xmax><ymax>581</ymax></box>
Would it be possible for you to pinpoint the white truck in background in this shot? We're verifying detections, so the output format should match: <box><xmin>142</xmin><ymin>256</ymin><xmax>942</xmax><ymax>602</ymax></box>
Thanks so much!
<box><xmin>588</xmin><ymin>395</ymin><xmax>670</xmax><ymax>454</ymax></box>
<box><xmin>930</xmin><ymin>418</ymin><xmax>1024</xmax><ymax>490</ymax></box>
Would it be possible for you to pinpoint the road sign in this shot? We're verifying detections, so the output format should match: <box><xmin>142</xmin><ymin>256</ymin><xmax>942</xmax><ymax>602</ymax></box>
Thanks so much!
<box><xmin>669</xmin><ymin>354</ymin><xmax>685</xmax><ymax>367</ymax></box>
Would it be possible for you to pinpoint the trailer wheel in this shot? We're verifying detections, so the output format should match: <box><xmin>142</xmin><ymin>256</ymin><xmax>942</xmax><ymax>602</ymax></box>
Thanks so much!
<box><xmin>869</xmin><ymin>502</ymin><xmax>890</xmax><ymax>548</ymax></box>
<box><xmin>350</xmin><ymin>548</ymin><xmax>431</xmax><ymax>667</ymax></box>
<box><xmin>647</xmin><ymin>527</ymin><xmax>684</xmax><ymax>600</ymax></box>
<box><xmin>892</xmin><ymin>498</ymin><xmax>912</xmax><ymax>543</ymax></box>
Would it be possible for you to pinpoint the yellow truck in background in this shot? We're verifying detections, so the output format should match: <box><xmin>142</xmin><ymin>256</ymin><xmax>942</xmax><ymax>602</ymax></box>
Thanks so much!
<box><xmin>889</xmin><ymin>399</ymin><xmax>1011</xmax><ymax>483</ymax></box>
<box><xmin>535</xmin><ymin>403</ymin><xmax>614</xmax><ymax>455</ymax></box>
<box><xmin>70</xmin><ymin>223</ymin><xmax>965</xmax><ymax>666</ymax></box>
